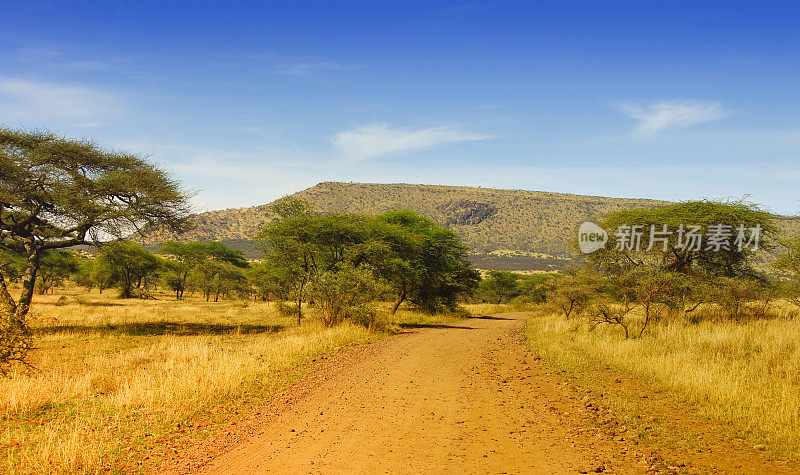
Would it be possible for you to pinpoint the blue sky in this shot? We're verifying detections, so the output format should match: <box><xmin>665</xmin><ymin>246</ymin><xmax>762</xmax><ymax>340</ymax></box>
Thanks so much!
<box><xmin>0</xmin><ymin>1</ymin><xmax>798</xmax><ymax>213</ymax></box>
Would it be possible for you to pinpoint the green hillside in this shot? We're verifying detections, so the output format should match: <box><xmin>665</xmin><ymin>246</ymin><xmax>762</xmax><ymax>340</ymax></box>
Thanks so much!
<box><xmin>141</xmin><ymin>182</ymin><xmax>800</xmax><ymax>269</ymax></box>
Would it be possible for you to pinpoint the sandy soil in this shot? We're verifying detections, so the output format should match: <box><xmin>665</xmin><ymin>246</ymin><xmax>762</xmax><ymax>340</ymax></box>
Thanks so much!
<box><xmin>157</xmin><ymin>313</ymin><xmax>797</xmax><ymax>474</ymax></box>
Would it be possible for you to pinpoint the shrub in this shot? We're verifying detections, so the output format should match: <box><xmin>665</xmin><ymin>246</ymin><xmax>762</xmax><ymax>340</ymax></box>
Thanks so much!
<box><xmin>549</xmin><ymin>270</ymin><xmax>600</xmax><ymax>319</ymax></box>
<box><xmin>310</xmin><ymin>264</ymin><xmax>386</xmax><ymax>326</ymax></box>
<box><xmin>710</xmin><ymin>278</ymin><xmax>779</xmax><ymax>322</ymax></box>
<box><xmin>346</xmin><ymin>305</ymin><xmax>387</xmax><ymax>331</ymax></box>
<box><xmin>0</xmin><ymin>311</ymin><xmax>33</xmax><ymax>375</ymax></box>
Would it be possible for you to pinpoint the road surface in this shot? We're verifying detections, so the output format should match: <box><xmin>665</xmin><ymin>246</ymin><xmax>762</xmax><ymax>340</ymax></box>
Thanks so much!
<box><xmin>160</xmin><ymin>312</ymin><xmax>795</xmax><ymax>474</ymax></box>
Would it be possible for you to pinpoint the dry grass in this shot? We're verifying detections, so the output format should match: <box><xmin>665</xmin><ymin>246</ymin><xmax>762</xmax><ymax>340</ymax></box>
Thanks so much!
<box><xmin>526</xmin><ymin>305</ymin><xmax>800</xmax><ymax>461</ymax></box>
<box><xmin>0</xmin><ymin>286</ymin><xmax>384</xmax><ymax>473</ymax></box>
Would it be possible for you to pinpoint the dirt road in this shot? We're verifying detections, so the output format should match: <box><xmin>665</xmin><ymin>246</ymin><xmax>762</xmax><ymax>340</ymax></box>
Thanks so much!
<box><xmin>161</xmin><ymin>312</ymin><xmax>795</xmax><ymax>474</ymax></box>
<box><xmin>178</xmin><ymin>313</ymin><xmax>642</xmax><ymax>473</ymax></box>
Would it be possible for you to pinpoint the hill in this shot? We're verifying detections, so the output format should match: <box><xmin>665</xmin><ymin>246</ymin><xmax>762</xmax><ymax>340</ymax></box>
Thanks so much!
<box><xmin>141</xmin><ymin>182</ymin><xmax>800</xmax><ymax>270</ymax></box>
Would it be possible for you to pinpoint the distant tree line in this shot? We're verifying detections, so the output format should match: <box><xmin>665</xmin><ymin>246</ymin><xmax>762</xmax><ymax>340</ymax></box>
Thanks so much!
<box><xmin>474</xmin><ymin>270</ymin><xmax>550</xmax><ymax>305</ymax></box>
<box><xmin>2</xmin><ymin>197</ymin><xmax>483</xmax><ymax>327</ymax></box>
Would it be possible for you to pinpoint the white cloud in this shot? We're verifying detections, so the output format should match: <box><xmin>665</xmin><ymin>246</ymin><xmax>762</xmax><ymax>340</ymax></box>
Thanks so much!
<box><xmin>331</xmin><ymin>123</ymin><xmax>490</xmax><ymax>161</ymax></box>
<box><xmin>615</xmin><ymin>100</ymin><xmax>727</xmax><ymax>138</ymax></box>
<box><xmin>0</xmin><ymin>78</ymin><xmax>121</xmax><ymax>127</ymax></box>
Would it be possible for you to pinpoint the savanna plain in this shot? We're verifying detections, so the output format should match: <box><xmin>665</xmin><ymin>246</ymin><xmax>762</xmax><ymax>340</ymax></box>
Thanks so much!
<box><xmin>3</xmin><ymin>282</ymin><xmax>800</xmax><ymax>473</ymax></box>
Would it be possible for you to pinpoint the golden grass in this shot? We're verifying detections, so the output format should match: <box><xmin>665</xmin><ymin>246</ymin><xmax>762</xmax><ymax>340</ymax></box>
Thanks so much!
<box><xmin>526</xmin><ymin>305</ymin><xmax>800</xmax><ymax>461</ymax></box>
<box><xmin>0</xmin><ymin>286</ymin><xmax>383</xmax><ymax>473</ymax></box>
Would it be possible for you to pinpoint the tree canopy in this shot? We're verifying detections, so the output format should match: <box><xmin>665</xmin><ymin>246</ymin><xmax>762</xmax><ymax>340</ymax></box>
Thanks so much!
<box><xmin>587</xmin><ymin>199</ymin><xmax>777</xmax><ymax>279</ymax></box>
<box><xmin>372</xmin><ymin>210</ymin><xmax>479</xmax><ymax>313</ymax></box>
<box><xmin>554</xmin><ymin>199</ymin><xmax>784</xmax><ymax>338</ymax></box>
<box><xmin>160</xmin><ymin>240</ymin><xmax>249</xmax><ymax>301</ymax></box>
<box><xmin>0</xmin><ymin>128</ymin><xmax>190</xmax><ymax>321</ymax></box>
<box><xmin>257</xmin><ymin>199</ymin><xmax>479</xmax><ymax>322</ymax></box>
<box><xmin>94</xmin><ymin>241</ymin><xmax>160</xmax><ymax>298</ymax></box>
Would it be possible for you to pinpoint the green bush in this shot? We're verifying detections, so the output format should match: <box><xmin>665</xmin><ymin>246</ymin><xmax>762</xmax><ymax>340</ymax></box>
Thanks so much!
<box><xmin>310</xmin><ymin>264</ymin><xmax>386</xmax><ymax>326</ymax></box>
<box><xmin>346</xmin><ymin>305</ymin><xmax>388</xmax><ymax>331</ymax></box>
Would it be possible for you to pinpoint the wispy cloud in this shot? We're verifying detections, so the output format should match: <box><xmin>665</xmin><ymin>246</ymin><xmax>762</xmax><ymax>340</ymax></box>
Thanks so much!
<box><xmin>0</xmin><ymin>47</ymin><xmax>117</xmax><ymax>72</ymax></box>
<box><xmin>276</xmin><ymin>59</ymin><xmax>364</xmax><ymax>75</ymax></box>
<box><xmin>0</xmin><ymin>78</ymin><xmax>121</xmax><ymax>127</ymax></box>
<box><xmin>201</xmin><ymin>51</ymin><xmax>364</xmax><ymax>76</ymax></box>
<box><xmin>615</xmin><ymin>100</ymin><xmax>728</xmax><ymax>138</ymax></box>
<box><xmin>331</xmin><ymin>123</ymin><xmax>491</xmax><ymax>161</ymax></box>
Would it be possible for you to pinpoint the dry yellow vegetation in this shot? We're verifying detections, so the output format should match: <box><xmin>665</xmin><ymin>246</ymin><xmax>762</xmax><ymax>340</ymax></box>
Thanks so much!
<box><xmin>0</xmin><ymin>286</ymin><xmax>395</xmax><ymax>473</ymax></box>
<box><xmin>0</xmin><ymin>284</ymin><xmax>484</xmax><ymax>473</ymax></box>
<box><xmin>526</xmin><ymin>305</ymin><xmax>800</xmax><ymax>462</ymax></box>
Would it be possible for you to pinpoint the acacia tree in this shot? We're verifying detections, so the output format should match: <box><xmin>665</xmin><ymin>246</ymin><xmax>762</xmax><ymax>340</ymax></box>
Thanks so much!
<box><xmin>567</xmin><ymin>200</ymin><xmax>779</xmax><ymax>337</ymax></box>
<box><xmin>258</xmin><ymin>198</ymin><xmax>367</xmax><ymax>324</ymax></box>
<box><xmin>194</xmin><ymin>260</ymin><xmax>249</xmax><ymax>302</ymax></box>
<box><xmin>371</xmin><ymin>210</ymin><xmax>479</xmax><ymax>314</ymax></box>
<box><xmin>259</xmin><ymin>201</ymin><xmax>479</xmax><ymax>323</ymax></box>
<box><xmin>160</xmin><ymin>241</ymin><xmax>199</xmax><ymax>299</ymax></box>
<box><xmin>35</xmin><ymin>250</ymin><xmax>79</xmax><ymax>295</ymax></box>
<box><xmin>479</xmin><ymin>270</ymin><xmax>521</xmax><ymax>304</ymax></box>
<box><xmin>597</xmin><ymin>268</ymin><xmax>690</xmax><ymax>338</ymax></box>
<box><xmin>309</xmin><ymin>263</ymin><xmax>385</xmax><ymax>326</ymax></box>
<box><xmin>160</xmin><ymin>241</ymin><xmax>247</xmax><ymax>300</ymax></box>
<box><xmin>94</xmin><ymin>241</ymin><xmax>161</xmax><ymax>298</ymax></box>
<box><xmin>0</xmin><ymin>128</ymin><xmax>189</xmax><ymax>368</ymax></box>
<box><xmin>589</xmin><ymin>199</ymin><xmax>777</xmax><ymax>278</ymax></box>
<box><xmin>413</xmin><ymin>224</ymin><xmax>480</xmax><ymax>312</ymax></box>
<box><xmin>247</xmin><ymin>261</ymin><xmax>282</xmax><ymax>301</ymax></box>
<box><xmin>549</xmin><ymin>269</ymin><xmax>600</xmax><ymax>319</ymax></box>
<box><xmin>370</xmin><ymin>211</ymin><xmax>427</xmax><ymax>314</ymax></box>
<box><xmin>186</xmin><ymin>242</ymin><xmax>249</xmax><ymax>301</ymax></box>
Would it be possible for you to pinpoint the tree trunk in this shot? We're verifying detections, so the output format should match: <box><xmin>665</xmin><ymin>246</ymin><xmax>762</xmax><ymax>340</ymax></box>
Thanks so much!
<box><xmin>297</xmin><ymin>298</ymin><xmax>302</xmax><ymax>326</ymax></box>
<box><xmin>121</xmin><ymin>285</ymin><xmax>132</xmax><ymax>299</ymax></box>
<box><xmin>638</xmin><ymin>301</ymin><xmax>651</xmax><ymax>338</ymax></box>
<box><xmin>391</xmin><ymin>289</ymin><xmax>406</xmax><ymax>315</ymax></box>
<box><xmin>565</xmin><ymin>299</ymin><xmax>575</xmax><ymax>318</ymax></box>
<box><xmin>0</xmin><ymin>272</ymin><xmax>17</xmax><ymax>316</ymax></box>
<box><xmin>15</xmin><ymin>248</ymin><xmax>40</xmax><ymax>325</ymax></box>
<box><xmin>37</xmin><ymin>275</ymin><xmax>48</xmax><ymax>295</ymax></box>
